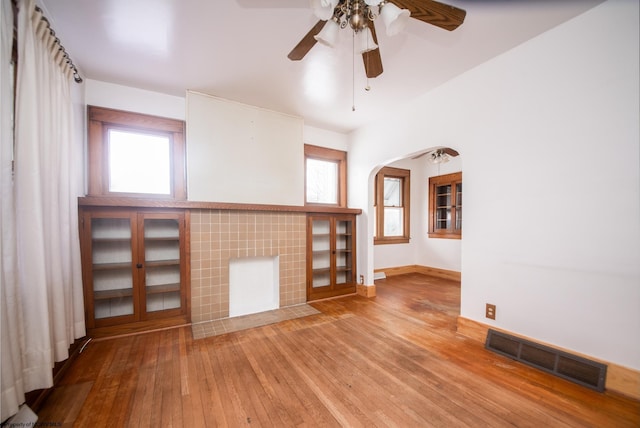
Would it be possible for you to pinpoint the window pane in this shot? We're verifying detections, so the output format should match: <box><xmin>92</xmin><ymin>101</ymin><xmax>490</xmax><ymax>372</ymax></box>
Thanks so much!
<box><xmin>306</xmin><ymin>158</ymin><xmax>338</xmax><ymax>204</ymax></box>
<box><xmin>436</xmin><ymin>207</ymin><xmax>451</xmax><ymax>231</ymax></box>
<box><xmin>384</xmin><ymin>207</ymin><xmax>403</xmax><ymax>236</ymax></box>
<box><xmin>108</xmin><ymin>129</ymin><xmax>171</xmax><ymax>195</ymax></box>
<box><xmin>456</xmin><ymin>182</ymin><xmax>462</xmax><ymax>231</ymax></box>
<box><xmin>384</xmin><ymin>177</ymin><xmax>401</xmax><ymax>207</ymax></box>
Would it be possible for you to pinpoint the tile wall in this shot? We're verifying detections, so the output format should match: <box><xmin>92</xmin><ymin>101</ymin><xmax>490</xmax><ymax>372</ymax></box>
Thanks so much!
<box><xmin>190</xmin><ymin>209</ymin><xmax>307</xmax><ymax>323</ymax></box>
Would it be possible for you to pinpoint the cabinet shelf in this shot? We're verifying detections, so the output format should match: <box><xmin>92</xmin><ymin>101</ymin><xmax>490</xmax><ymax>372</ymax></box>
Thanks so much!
<box><xmin>312</xmin><ymin>250</ymin><xmax>352</xmax><ymax>256</ymax></box>
<box><xmin>94</xmin><ymin>288</ymin><xmax>133</xmax><ymax>300</ymax></box>
<box><xmin>312</xmin><ymin>267</ymin><xmax>351</xmax><ymax>274</ymax></box>
<box><xmin>145</xmin><ymin>259</ymin><xmax>180</xmax><ymax>268</ymax></box>
<box><xmin>92</xmin><ymin>237</ymin><xmax>131</xmax><ymax>243</ymax></box>
<box><xmin>92</xmin><ymin>262</ymin><xmax>131</xmax><ymax>271</ymax></box>
<box><xmin>144</xmin><ymin>237</ymin><xmax>179</xmax><ymax>242</ymax></box>
<box><xmin>146</xmin><ymin>283</ymin><xmax>180</xmax><ymax>295</ymax></box>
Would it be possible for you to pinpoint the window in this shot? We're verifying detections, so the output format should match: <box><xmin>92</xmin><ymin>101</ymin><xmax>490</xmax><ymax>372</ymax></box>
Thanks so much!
<box><xmin>304</xmin><ymin>144</ymin><xmax>347</xmax><ymax>207</ymax></box>
<box><xmin>374</xmin><ymin>166</ymin><xmax>410</xmax><ymax>244</ymax></box>
<box><xmin>87</xmin><ymin>106</ymin><xmax>186</xmax><ymax>199</ymax></box>
<box><xmin>428</xmin><ymin>172</ymin><xmax>462</xmax><ymax>239</ymax></box>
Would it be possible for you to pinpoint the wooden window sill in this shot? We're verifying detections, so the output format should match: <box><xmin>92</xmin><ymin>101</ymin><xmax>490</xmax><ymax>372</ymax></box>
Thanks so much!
<box><xmin>374</xmin><ymin>237</ymin><xmax>410</xmax><ymax>245</ymax></box>
<box><xmin>428</xmin><ymin>233</ymin><xmax>461</xmax><ymax>240</ymax></box>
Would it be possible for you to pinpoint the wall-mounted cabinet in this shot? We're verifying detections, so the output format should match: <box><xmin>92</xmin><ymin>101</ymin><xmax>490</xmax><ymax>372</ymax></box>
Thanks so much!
<box><xmin>428</xmin><ymin>172</ymin><xmax>462</xmax><ymax>239</ymax></box>
<box><xmin>307</xmin><ymin>214</ymin><xmax>356</xmax><ymax>301</ymax></box>
<box><xmin>80</xmin><ymin>208</ymin><xmax>190</xmax><ymax>336</ymax></box>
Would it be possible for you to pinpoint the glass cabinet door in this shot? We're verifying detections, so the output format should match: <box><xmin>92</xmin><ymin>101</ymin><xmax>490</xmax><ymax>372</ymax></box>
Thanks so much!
<box><xmin>311</xmin><ymin>219</ymin><xmax>331</xmax><ymax>288</ymax></box>
<box><xmin>143</xmin><ymin>217</ymin><xmax>182</xmax><ymax>313</ymax></box>
<box><xmin>307</xmin><ymin>214</ymin><xmax>357</xmax><ymax>301</ymax></box>
<box><xmin>82</xmin><ymin>208</ymin><xmax>188</xmax><ymax>334</ymax></box>
<box><xmin>455</xmin><ymin>182</ymin><xmax>462</xmax><ymax>232</ymax></box>
<box><xmin>90</xmin><ymin>217</ymin><xmax>134</xmax><ymax>320</ymax></box>
<box><xmin>428</xmin><ymin>172</ymin><xmax>462</xmax><ymax>239</ymax></box>
<box><xmin>335</xmin><ymin>219</ymin><xmax>353</xmax><ymax>286</ymax></box>
<box><xmin>435</xmin><ymin>184</ymin><xmax>452</xmax><ymax>232</ymax></box>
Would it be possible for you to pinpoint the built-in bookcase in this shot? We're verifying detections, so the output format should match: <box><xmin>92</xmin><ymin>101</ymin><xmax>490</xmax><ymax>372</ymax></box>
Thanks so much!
<box><xmin>307</xmin><ymin>214</ymin><xmax>356</xmax><ymax>301</ymax></box>
<box><xmin>80</xmin><ymin>208</ymin><xmax>189</xmax><ymax>336</ymax></box>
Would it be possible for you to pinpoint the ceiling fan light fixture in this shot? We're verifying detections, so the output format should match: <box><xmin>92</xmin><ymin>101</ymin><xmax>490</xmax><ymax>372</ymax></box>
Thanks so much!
<box><xmin>314</xmin><ymin>18</ymin><xmax>340</xmax><ymax>47</ymax></box>
<box><xmin>429</xmin><ymin>149</ymin><xmax>451</xmax><ymax>164</ymax></box>
<box><xmin>364</xmin><ymin>0</ymin><xmax>383</xmax><ymax>5</ymax></box>
<box><xmin>310</xmin><ymin>0</ymin><xmax>339</xmax><ymax>21</ymax></box>
<box><xmin>356</xmin><ymin>26</ymin><xmax>378</xmax><ymax>53</ymax></box>
<box><xmin>380</xmin><ymin>2</ymin><xmax>411</xmax><ymax>36</ymax></box>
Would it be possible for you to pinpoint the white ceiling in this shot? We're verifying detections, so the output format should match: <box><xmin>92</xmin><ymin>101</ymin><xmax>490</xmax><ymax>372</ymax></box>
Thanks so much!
<box><xmin>39</xmin><ymin>0</ymin><xmax>603</xmax><ymax>133</ymax></box>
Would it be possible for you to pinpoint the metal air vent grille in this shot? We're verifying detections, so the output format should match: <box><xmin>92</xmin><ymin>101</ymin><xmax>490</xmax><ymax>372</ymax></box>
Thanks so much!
<box><xmin>485</xmin><ymin>329</ymin><xmax>607</xmax><ymax>392</ymax></box>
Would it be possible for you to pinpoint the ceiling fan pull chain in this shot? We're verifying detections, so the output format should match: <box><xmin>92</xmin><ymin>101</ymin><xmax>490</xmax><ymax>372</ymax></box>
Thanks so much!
<box><xmin>365</xmin><ymin>30</ymin><xmax>371</xmax><ymax>91</ymax></box>
<box><xmin>352</xmin><ymin>29</ymin><xmax>356</xmax><ymax>112</ymax></box>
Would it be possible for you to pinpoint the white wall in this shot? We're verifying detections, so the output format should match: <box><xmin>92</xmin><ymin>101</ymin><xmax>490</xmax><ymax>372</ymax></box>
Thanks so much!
<box><xmin>186</xmin><ymin>91</ymin><xmax>304</xmax><ymax>205</ymax></box>
<box><xmin>348</xmin><ymin>0</ymin><xmax>640</xmax><ymax>369</ymax></box>
<box><xmin>85</xmin><ymin>79</ymin><xmax>185</xmax><ymax>120</ymax></box>
<box><xmin>304</xmin><ymin>125</ymin><xmax>349</xmax><ymax>151</ymax></box>
<box><xmin>83</xmin><ymin>82</ymin><xmax>347</xmax><ymax>205</ymax></box>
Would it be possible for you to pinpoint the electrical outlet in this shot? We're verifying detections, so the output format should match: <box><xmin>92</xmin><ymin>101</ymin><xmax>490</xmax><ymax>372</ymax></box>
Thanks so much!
<box><xmin>486</xmin><ymin>303</ymin><xmax>496</xmax><ymax>320</ymax></box>
<box><xmin>359</xmin><ymin>275</ymin><xmax>364</xmax><ymax>285</ymax></box>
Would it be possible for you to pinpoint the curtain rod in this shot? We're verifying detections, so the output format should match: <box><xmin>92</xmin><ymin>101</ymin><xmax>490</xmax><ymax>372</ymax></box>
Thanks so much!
<box><xmin>34</xmin><ymin>5</ymin><xmax>83</xmax><ymax>83</ymax></box>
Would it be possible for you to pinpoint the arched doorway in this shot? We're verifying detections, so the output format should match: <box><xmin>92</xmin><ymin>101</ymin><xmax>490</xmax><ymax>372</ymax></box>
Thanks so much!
<box><xmin>371</xmin><ymin>146</ymin><xmax>462</xmax><ymax>284</ymax></box>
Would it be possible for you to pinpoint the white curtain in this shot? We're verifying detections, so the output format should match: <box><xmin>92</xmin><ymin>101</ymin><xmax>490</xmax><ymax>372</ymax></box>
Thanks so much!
<box><xmin>1</xmin><ymin>0</ymin><xmax>85</xmax><ymax>421</ymax></box>
<box><xmin>1</xmin><ymin>0</ymin><xmax>23</xmax><ymax>420</ymax></box>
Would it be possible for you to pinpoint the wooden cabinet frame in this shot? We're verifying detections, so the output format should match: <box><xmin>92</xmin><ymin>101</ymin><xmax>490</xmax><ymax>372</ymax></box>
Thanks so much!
<box><xmin>307</xmin><ymin>214</ymin><xmax>356</xmax><ymax>301</ymax></box>
<box><xmin>80</xmin><ymin>207</ymin><xmax>190</xmax><ymax>336</ymax></box>
<box><xmin>428</xmin><ymin>171</ymin><xmax>462</xmax><ymax>239</ymax></box>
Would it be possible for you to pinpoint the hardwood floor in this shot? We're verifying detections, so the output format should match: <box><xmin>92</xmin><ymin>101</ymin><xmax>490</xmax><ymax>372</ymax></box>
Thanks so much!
<box><xmin>36</xmin><ymin>273</ymin><xmax>640</xmax><ymax>427</ymax></box>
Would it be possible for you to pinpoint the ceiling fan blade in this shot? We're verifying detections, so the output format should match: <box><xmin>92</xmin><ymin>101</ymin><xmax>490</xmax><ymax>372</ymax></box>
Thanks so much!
<box><xmin>393</xmin><ymin>0</ymin><xmax>466</xmax><ymax>31</ymax></box>
<box><xmin>412</xmin><ymin>147</ymin><xmax>460</xmax><ymax>159</ymax></box>
<box><xmin>362</xmin><ymin>21</ymin><xmax>383</xmax><ymax>78</ymax></box>
<box><xmin>288</xmin><ymin>20</ymin><xmax>327</xmax><ymax>61</ymax></box>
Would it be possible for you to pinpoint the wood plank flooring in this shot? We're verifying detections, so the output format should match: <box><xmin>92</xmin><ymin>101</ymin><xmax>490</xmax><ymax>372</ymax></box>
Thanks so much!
<box><xmin>36</xmin><ymin>273</ymin><xmax>640</xmax><ymax>427</ymax></box>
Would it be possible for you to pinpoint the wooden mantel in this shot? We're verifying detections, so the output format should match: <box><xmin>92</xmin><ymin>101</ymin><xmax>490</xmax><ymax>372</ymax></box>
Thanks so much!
<box><xmin>78</xmin><ymin>197</ymin><xmax>362</xmax><ymax>215</ymax></box>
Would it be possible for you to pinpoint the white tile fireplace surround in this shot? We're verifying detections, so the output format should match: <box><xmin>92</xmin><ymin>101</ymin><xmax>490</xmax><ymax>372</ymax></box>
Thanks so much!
<box><xmin>190</xmin><ymin>209</ymin><xmax>306</xmax><ymax>323</ymax></box>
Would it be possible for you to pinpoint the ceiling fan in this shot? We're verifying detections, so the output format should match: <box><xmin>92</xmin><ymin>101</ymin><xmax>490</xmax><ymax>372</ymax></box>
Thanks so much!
<box><xmin>288</xmin><ymin>0</ymin><xmax>466</xmax><ymax>78</ymax></box>
<box><xmin>413</xmin><ymin>147</ymin><xmax>460</xmax><ymax>163</ymax></box>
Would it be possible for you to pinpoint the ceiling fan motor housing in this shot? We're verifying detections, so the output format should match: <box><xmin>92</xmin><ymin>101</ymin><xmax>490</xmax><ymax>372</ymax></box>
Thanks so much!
<box><xmin>348</xmin><ymin>1</ymin><xmax>368</xmax><ymax>31</ymax></box>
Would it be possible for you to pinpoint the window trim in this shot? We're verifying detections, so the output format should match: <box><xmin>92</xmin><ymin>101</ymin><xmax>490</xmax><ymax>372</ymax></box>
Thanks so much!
<box><xmin>428</xmin><ymin>171</ymin><xmax>462</xmax><ymax>240</ymax></box>
<box><xmin>374</xmin><ymin>166</ymin><xmax>410</xmax><ymax>245</ymax></box>
<box><xmin>87</xmin><ymin>106</ymin><xmax>186</xmax><ymax>200</ymax></box>
<box><xmin>304</xmin><ymin>144</ymin><xmax>347</xmax><ymax>208</ymax></box>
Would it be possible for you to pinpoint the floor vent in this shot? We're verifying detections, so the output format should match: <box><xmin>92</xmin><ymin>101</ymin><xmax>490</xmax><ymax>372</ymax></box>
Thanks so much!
<box><xmin>485</xmin><ymin>329</ymin><xmax>607</xmax><ymax>392</ymax></box>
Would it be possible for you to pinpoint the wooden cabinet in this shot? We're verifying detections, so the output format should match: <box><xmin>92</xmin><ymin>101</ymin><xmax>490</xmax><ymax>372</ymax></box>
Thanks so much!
<box><xmin>428</xmin><ymin>172</ymin><xmax>462</xmax><ymax>239</ymax></box>
<box><xmin>307</xmin><ymin>214</ymin><xmax>356</xmax><ymax>301</ymax></box>
<box><xmin>80</xmin><ymin>208</ymin><xmax>189</xmax><ymax>336</ymax></box>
